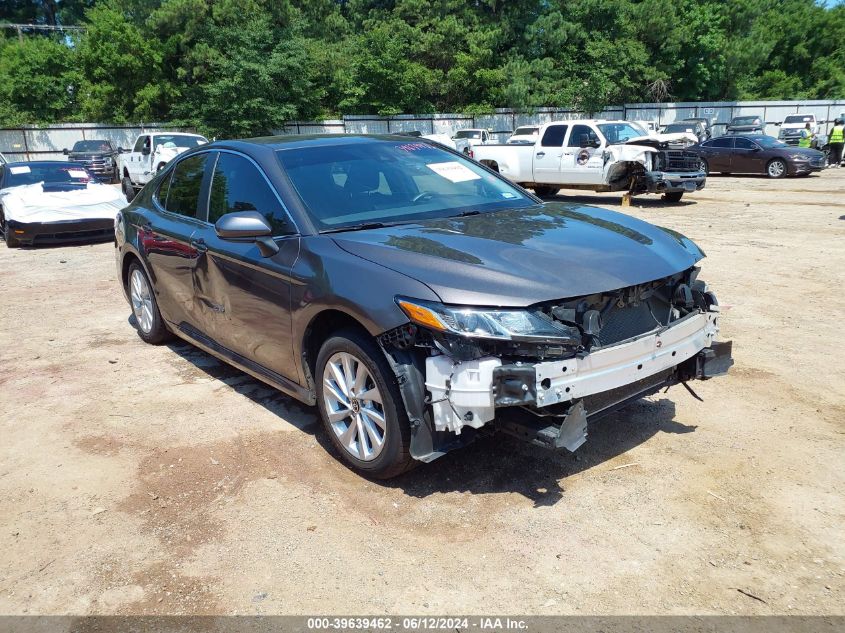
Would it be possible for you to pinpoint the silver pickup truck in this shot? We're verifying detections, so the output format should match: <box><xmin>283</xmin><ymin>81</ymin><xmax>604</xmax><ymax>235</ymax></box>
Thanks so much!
<box><xmin>474</xmin><ymin>119</ymin><xmax>706</xmax><ymax>203</ymax></box>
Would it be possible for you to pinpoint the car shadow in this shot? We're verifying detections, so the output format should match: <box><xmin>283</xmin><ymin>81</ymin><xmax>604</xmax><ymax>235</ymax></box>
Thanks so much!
<box><xmin>154</xmin><ymin>329</ymin><xmax>697</xmax><ymax>507</ymax></box>
<box><xmin>541</xmin><ymin>193</ymin><xmax>696</xmax><ymax>208</ymax></box>
<box><xmin>385</xmin><ymin>398</ymin><xmax>694</xmax><ymax>507</ymax></box>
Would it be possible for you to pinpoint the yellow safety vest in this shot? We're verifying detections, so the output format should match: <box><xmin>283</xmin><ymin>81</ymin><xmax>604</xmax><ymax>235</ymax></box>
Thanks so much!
<box><xmin>798</xmin><ymin>129</ymin><xmax>814</xmax><ymax>147</ymax></box>
<box><xmin>831</xmin><ymin>125</ymin><xmax>845</xmax><ymax>144</ymax></box>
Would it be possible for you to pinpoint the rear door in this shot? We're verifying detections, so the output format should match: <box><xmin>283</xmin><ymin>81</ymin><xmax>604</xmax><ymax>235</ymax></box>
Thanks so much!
<box><xmin>559</xmin><ymin>124</ymin><xmax>604</xmax><ymax>185</ymax></box>
<box><xmin>701</xmin><ymin>137</ymin><xmax>733</xmax><ymax>172</ymax></box>
<box><xmin>532</xmin><ymin>124</ymin><xmax>568</xmax><ymax>184</ymax></box>
<box><xmin>190</xmin><ymin>150</ymin><xmax>301</xmax><ymax>381</ymax></box>
<box><xmin>731</xmin><ymin>136</ymin><xmax>766</xmax><ymax>173</ymax></box>
<box><xmin>141</xmin><ymin>151</ymin><xmax>212</xmax><ymax>328</ymax></box>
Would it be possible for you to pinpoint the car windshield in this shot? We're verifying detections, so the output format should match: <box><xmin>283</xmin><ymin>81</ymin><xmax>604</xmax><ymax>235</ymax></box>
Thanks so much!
<box><xmin>597</xmin><ymin>122</ymin><xmax>647</xmax><ymax>144</ymax></box>
<box><xmin>664</xmin><ymin>124</ymin><xmax>696</xmax><ymax>133</ymax></box>
<box><xmin>753</xmin><ymin>136</ymin><xmax>787</xmax><ymax>148</ymax></box>
<box><xmin>513</xmin><ymin>127</ymin><xmax>538</xmax><ymax>135</ymax></box>
<box><xmin>277</xmin><ymin>140</ymin><xmax>536</xmax><ymax>231</ymax></box>
<box><xmin>454</xmin><ymin>130</ymin><xmax>481</xmax><ymax>139</ymax></box>
<box><xmin>153</xmin><ymin>135</ymin><xmax>207</xmax><ymax>150</ymax></box>
<box><xmin>732</xmin><ymin>117</ymin><xmax>761</xmax><ymax>125</ymax></box>
<box><xmin>4</xmin><ymin>163</ymin><xmax>92</xmax><ymax>187</ymax></box>
<box><xmin>783</xmin><ymin>115</ymin><xmax>813</xmax><ymax>124</ymax></box>
<box><xmin>72</xmin><ymin>140</ymin><xmax>112</xmax><ymax>152</ymax></box>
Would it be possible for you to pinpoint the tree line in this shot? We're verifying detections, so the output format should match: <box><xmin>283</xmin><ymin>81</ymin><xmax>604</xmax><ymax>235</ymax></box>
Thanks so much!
<box><xmin>1</xmin><ymin>0</ymin><xmax>843</xmax><ymax>138</ymax></box>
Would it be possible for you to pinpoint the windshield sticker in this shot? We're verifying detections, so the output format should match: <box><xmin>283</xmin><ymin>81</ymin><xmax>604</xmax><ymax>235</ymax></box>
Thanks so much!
<box><xmin>397</xmin><ymin>142</ymin><xmax>431</xmax><ymax>152</ymax></box>
<box><xmin>501</xmin><ymin>192</ymin><xmax>517</xmax><ymax>199</ymax></box>
<box><xmin>10</xmin><ymin>166</ymin><xmax>31</xmax><ymax>174</ymax></box>
<box><xmin>67</xmin><ymin>169</ymin><xmax>89</xmax><ymax>179</ymax></box>
<box><xmin>426</xmin><ymin>161</ymin><xmax>481</xmax><ymax>183</ymax></box>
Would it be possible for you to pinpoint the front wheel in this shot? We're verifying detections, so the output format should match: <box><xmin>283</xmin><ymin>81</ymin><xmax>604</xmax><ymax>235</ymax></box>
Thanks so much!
<box><xmin>767</xmin><ymin>159</ymin><xmax>787</xmax><ymax>179</ymax></box>
<box><xmin>698</xmin><ymin>158</ymin><xmax>709</xmax><ymax>175</ymax></box>
<box><xmin>122</xmin><ymin>176</ymin><xmax>137</xmax><ymax>202</ymax></box>
<box><xmin>316</xmin><ymin>329</ymin><xmax>414</xmax><ymax>479</ymax></box>
<box><xmin>663</xmin><ymin>191</ymin><xmax>684</xmax><ymax>203</ymax></box>
<box><xmin>533</xmin><ymin>185</ymin><xmax>559</xmax><ymax>197</ymax></box>
<box><xmin>1</xmin><ymin>210</ymin><xmax>20</xmax><ymax>247</ymax></box>
<box><xmin>128</xmin><ymin>262</ymin><xmax>170</xmax><ymax>344</ymax></box>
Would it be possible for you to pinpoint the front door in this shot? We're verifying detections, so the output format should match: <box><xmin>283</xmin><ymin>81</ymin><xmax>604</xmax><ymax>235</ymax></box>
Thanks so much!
<box><xmin>559</xmin><ymin>124</ymin><xmax>604</xmax><ymax>185</ymax></box>
<box><xmin>190</xmin><ymin>151</ymin><xmax>300</xmax><ymax>381</ymax></box>
<box><xmin>532</xmin><ymin>124</ymin><xmax>569</xmax><ymax>184</ymax></box>
<box><xmin>141</xmin><ymin>151</ymin><xmax>212</xmax><ymax>328</ymax></box>
<box><xmin>702</xmin><ymin>137</ymin><xmax>733</xmax><ymax>172</ymax></box>
<box><xmin>731</xmin><ymin>136</ymin><xmax>766</xmax><ymax>174</ymax></box>
<box><xmin>129</xmin><ymin>135</ymin><xmax>150</xmax><ymax>182</ymax></box>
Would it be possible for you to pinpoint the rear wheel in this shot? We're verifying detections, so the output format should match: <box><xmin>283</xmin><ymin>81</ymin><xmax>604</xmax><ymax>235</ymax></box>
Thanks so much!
<box><xmin>767</xmin><ymin>159</ymin><xmax>787</xmax><ymax>179</ymax></box>
<box><xmin>122</xmin><ymin>175</ymin><xmax>137</xmax><ymax>202</ymax></box>
<box><xmin>533</xmin><ymin>185</ymin><xmax>559</xmax><ymax>197</ymax></box>
<box><xmin>663</xmin><ymin>191</ymin><xmax>684</xmax><ymax>203</ymax></box>
<box><xmin>316</xmin><ymin>329</ymin><xmax>414</xmax><ymax>479</ymax></box>
<box><xmin>128</xmin><ymin>262</ymin><xmax>170</xmax><ymax>344</ymax></box>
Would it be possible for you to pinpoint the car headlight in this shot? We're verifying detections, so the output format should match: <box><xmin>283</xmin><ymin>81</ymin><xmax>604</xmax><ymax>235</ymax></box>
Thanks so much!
<box><xmin>396</xmin><ymin>297</ymin><xmax>581</xmax><ymax>344</ymax></box>
<box><xmin>789</xmin><ymin>153</ymin><xmax>809</xmax><ymax>160</ymax></box>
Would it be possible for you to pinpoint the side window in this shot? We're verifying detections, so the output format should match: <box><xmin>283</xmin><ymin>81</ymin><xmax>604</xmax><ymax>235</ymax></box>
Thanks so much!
<box><xmin>208</xmin><ymin>153</ymin><xmax>295</xmax><ymax>236</ymax></box>
<box><xmin>568</xmin><ymin>125</ymin><xmax>599</xmax><ymax>148</ymax></box>
<box><xmin>165</xmin><ymin>153</ymin><xmax>210</xmax><ymax>218</ymax></box>
<box><xmin>708</xmin><ymin>137</ymin><xmax>733</xmax><ymax>149</ymax></box>
<box><xmin>540</xmin><ymin>125</ymin><xmax>568</xmax><ymax>147</ymax></box>
<box><xmin>157</xmin><ymin>170</ymin><xmax>172</xmax><ymax>208</ymax></box>
<box><xmin>734</xmin><ymin>137</ymin><xmax>755</xmax><ymax>149</ymax></box>
<box><xmin>133</xmin><ymin>136</ymin><xmax>146</xmax><ymax>153</ymax></box>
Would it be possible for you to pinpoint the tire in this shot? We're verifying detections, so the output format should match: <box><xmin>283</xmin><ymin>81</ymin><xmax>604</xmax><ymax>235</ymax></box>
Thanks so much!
<box><xmin>1</xmin><ymin>210</ymin><xmax>20</xmax><ymax>248</ymax></box>
<box><xmin>315</xmin><ymin>328</ymin><xmax>414</xmax><ymax>479</ymax></box>
<box><xmin>767</xmin><ymin>159</ymin><xmax>787</xmax><ymax>179</ymax></box>
<box><xmin>698</xmin><ymin>158</ymin><xmax>709</xmax><ymax>175</ymax></box>
<box><xmin>663</xmin><ymin>191</ymin><xmax>684</xmax><ymax>203</ymax></box>
<box><xmin>122</xmin><ymin>176</ymin><xmax>137</xmax><ymax>202</ymax></box>
<box><xmin>533</xmin><ymin>185</ymin><xmax>559</xmax><ymax>197</ymax></box>
<box><xmin>127</xmin><ymin>262</ymin><xmax>170</xmax><ymax>344</ymax></box>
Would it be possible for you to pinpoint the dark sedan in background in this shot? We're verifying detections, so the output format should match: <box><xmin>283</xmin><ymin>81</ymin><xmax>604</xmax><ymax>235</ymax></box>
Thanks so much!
<box><xmin>692</xmin><ymin>134</ymin><xmax>825</xmax><ymax>178</ymax></box>
<box><xmin>725</xmin><ymin>115</ymin><xmax>765</xmax><ymax>136</ymax></box>
<box><xmin>64</xmin><ymin>139</ymin><xmax>118</xmax><ymax>183</ymax></box>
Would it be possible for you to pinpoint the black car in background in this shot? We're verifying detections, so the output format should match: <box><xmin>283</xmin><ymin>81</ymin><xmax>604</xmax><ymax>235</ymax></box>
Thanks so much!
<box><xmin>663</xmin><ymin>121</ymin><xmax>708</xmax><ymax>143</ymax></box>
<box><xmin>114</xmin><ymin>134</ymin><xmax>732</xmax><ymax>478</ymax></box>
<box><xmin>64</xmin><ymin>140</ymin><xmax>118</xmax><ymax>183</ymax></box>
<box><xmin>726</xmin><ymin>115</ymin><xmax>765</xmax><ymax>135</ymax></box>
<box><xmin>692</xmin><ymin>134</ymin><xmax>825</xmax><ymax>178</ymax></box>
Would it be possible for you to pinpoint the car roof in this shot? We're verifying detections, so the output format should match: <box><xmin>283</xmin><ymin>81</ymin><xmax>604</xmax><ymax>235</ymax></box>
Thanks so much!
<box><xmin>147</xmin><ymin>131</ymin><xmax>207</xmax><ymax>137</ymax></box>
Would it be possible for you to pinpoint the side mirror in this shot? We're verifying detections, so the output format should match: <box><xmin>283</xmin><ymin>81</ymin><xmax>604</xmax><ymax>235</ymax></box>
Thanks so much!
<box><xmin>216</xmin><ymin>211</ymin><xmax>279</xmax><ymax>257</ymax></box>
<box><xmin>117</xmin><ymin>147</ymin><xmax>124</xmax><ymax>154</ymax></box>
<box><xmin>63</xmin><ymin>148</ymin><xmax>69</xmax><ymax>155</ymax></box>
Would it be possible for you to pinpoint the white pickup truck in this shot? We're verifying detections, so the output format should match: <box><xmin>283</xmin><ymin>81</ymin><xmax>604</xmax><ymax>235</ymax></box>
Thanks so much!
<box><xmin>117</xmin><ymin>132</ymin><xmax>208</xmax><ymax>201</ymax></box>
<box><xmin>473</xmin><ymin>119</ymin><xmax>705</xmax><ymax>202</ymax></box>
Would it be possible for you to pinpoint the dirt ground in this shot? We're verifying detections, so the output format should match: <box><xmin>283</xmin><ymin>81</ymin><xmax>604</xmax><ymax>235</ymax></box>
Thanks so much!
<box><xmin>0</xmin><ymin>170</ymin><xmax>843</xmax><ymax>617</ymax></box>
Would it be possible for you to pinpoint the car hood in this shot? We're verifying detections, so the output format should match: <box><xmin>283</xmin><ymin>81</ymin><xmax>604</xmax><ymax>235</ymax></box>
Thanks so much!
<box><xmin>784</xmin><ymin>147</ymin><xmax>825</xmax><ymax>158</ymax></box>
<box><xmin>625</xmin><ymin>132</ymin><xmax>698</xmax><ymax>148</ymax></box>
<box><xmin>331</xmin><ymin>203</ymin><xmax>704</xmax><ymax>306</ymax></box>
<box><xmin>0</xmin><ymin>182</ymin><xmax>125</xmax><ymax>223</ymax></box>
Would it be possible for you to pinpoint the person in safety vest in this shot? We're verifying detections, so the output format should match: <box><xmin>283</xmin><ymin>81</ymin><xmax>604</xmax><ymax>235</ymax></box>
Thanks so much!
<box><xmin>828</xmin><ymin>118</ymin><xmax>844</xmax><ymax>168</ymax></box>
<box><xmin>798</xmin><ymin>123</ymin><xmax>815</xmax><ymax>148</ymax></box>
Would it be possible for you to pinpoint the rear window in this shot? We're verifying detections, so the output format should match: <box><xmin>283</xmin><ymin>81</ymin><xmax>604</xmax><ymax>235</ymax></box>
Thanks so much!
<box><xmin>784</xmin><ymin>115</ymin><xmax>813</xmax><ymax>124</ymax></box>
<box><xmin>276</xmin><ymin>140</ymin><xmax>534</xmax><ymax>230</ymax></box>
<box><xmin>513</xmin><ymin>127</ymin><xmax>538</xmax><ymax>135</ymax></box>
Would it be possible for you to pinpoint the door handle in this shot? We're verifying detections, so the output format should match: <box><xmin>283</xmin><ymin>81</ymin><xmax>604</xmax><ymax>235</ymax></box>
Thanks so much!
<box><xmin>190</xmin><ymin>237</ymin><xmax>208</xmax><ymax>253</ymax></box>
<box><xmin>536</xmin><ymin>151</ymin><xmax>545</xmax><ymax>158</ymax></box>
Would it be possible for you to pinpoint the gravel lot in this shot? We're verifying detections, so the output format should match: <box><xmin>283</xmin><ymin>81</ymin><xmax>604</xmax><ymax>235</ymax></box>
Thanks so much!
<box><xmin>0</xmin><ymin>171</ymin><xmax>843</xmax><ymax>616</ymax></box>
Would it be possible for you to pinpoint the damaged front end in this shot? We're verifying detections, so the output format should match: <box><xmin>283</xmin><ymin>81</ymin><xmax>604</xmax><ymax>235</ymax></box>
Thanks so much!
<box><xmin>607</xmin><ymin>137</ymin><xmax>706</xmax><ymax>196</ymax></box>
<box><xmin>378</xmin><ymin>266</ymin><xmax>733</xmax><ymax>461</ymax></box>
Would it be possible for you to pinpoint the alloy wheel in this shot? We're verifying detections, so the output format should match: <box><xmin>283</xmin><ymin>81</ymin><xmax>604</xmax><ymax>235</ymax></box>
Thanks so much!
<box><xmin>322</xmin><ymin>351</ymin><xmax>386</xmax><ymax>461</ymax></box>
<box><xmin>768</xmin><ymin>160</ymin><xmax>785</xmax><ymax>178</ymax></box>
<box><xmin>130</xmin><ymin>268</ymin><xmax>154</xmax><ymax>334</ymax></box>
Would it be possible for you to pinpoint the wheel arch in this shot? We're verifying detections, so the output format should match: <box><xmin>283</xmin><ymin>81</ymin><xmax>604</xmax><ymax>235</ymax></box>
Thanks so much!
<box><xmin>301</xmin><ymin>309</ymin><xmax>376</xmax><ymax>389</ymax></box>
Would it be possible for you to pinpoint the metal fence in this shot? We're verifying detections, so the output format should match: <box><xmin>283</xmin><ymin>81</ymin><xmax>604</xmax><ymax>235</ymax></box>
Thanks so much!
<box><xmin>276</xmin><ymin>100</ymin><xmax>845</xmax><ymax>140</ymax></box>
<box><xmin>0</xmin><ymin>123</ymin><xmax>194</xmax><ymax>162</ymax></box>
<box><xmin>3</xmin><ymin>100</ymin><xmax>844</xmax><ymax>161</ymax></box>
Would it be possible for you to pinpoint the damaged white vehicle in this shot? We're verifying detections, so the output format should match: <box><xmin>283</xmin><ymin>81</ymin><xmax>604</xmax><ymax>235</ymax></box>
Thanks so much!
<box><xmin>0</xmin><ymin>161</ymin><xmax>124</xmax><ymax>247</ymax></box>
<box><xmin>474</xmin><ymin>119</ymin><xmax>705</xmax><ymax>202</ymax></box>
